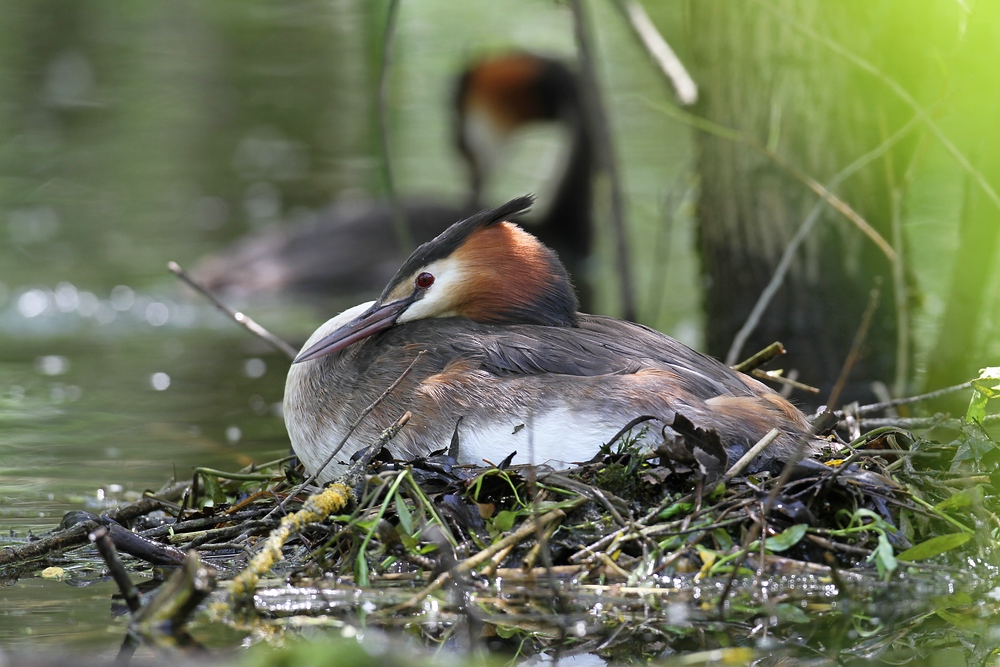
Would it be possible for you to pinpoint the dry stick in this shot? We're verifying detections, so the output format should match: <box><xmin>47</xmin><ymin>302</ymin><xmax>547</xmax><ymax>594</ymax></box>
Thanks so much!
<box><xmin>391</xmin><ymin>507</ymin><xmax>571</xmax><ymax>612</ymax></box>
<box><xmin>732</xmin><ymin>342</ymin><xmax>786</xmax><ymax>373</ymax></box>
<box><xmin>719</xmin><ymin>283</ymin><xmax>883</xmax><ymax>614</ymax></box>
<box><xmin>230</xmin><ymin>413</ymin><xmax>411</xmax><ymax>605</ymax></box>
<box><xmin>252</xmin><ymin>352</ymin><xmax>424</xmax><ymax>538</ymax></box>
<box><xmin>522</xmin><ymin>417</ymin><xmax>571</xmax><ymax>624</ymax></box>
<box><xmin>0</xmin><ymin>482</ymin><xmax>189</xmax><ymax>568</ymax></box>
<box><xmin>89</xmin><ymin>526</ymin><xmax>142</xmax><ymax>615</ymax></box>
<box><xmin>613</xmin><ymin>0</ymin><xmax>698</xmax><ymax>105</ymax></box>
<box><xmin>547</xmin><ymin>474</ymin><xmax>663</xmax><ymax>560</ymax></box>
<box><xmin>167</xmin><ymin>261</ymin><xmax>297</xmax><ymax>360</ymax></box>
<box><xmin>851</xmin><ymin>381</ymin><xmax>972</xmax><ymax>417</ymax></box>
<box><xmin>528</xmin><ymin>472</ymin><xmax>570</xmax><ymax>625</ymax></box>
<box><xmin>827</xmin><ymin>282</ymin><xmax>881</xmax><ymax>412</ymax></box>
<box><xmin>133</xmin><ymin>551</ymin><xmax>217</xmax><ymax>640</ymax></box>
<box><xmin>546</xmin><ymin>474</ymin><xmax>628</xmax><ymax>527</ymax></box>
<box><xmin>750</xmin><ymin>369</ymin><xmax>819</xmax><ymax>394</ymax></box>
<box><xmin>569</xmin><ymin>0</ymin><xmax>637</xmax><ymax>322</ymax></box>
<box><xmin>718</xmin><ymin>111</ymin><xmax>925</xmax><ymax>364</ymax></box>
<box><xmin>722</xmin><ymin>428</ymin><xmax>780</xmax><ymax>483</ymax></box>
<box><xmin>569</xmin><ymin>491</ymin><xmax>743</xmax><ymax>563</ymax></box>
<box><xmin>859</xmin><ymin>417</ymin><xmax>950</xmax><ymax>432</ymax></box>
<box><xmin>375</xmin><ymin>0</ymin><xmax>412</xmax><ymax>253</ymax></box>
<box><xmin>753</xmin><ymin>0</ymin><xmax>1000</xmax><ymax>214</ymax></box>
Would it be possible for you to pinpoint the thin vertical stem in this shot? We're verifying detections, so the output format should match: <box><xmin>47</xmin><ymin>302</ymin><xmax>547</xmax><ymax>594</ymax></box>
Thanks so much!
<box><xmin>569</xmin><ymin>0</ymin><xmax>637</xmax><ymax>322</ymax></box>
<box><xmin>614</xmin><ymin>0</ymin><xmax>698</xmax><ymax>105</ymax></box>
<box><xmin>376</xmin><ymin>0</ymin><xmax>413</xmax><ymax>253</ymax></box>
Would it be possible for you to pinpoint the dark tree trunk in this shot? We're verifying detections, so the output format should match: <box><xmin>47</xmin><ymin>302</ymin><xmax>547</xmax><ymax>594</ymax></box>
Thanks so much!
<box><xmin>687</xmin><ymin>1</ymin><xmax>947</xmax><ymax>409</ymax></box>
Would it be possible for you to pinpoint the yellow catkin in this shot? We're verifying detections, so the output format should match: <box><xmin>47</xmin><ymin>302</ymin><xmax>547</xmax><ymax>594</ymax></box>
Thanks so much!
<box><xmin>229</xmin><ymin>483</ymin><xmax>350</xmax><ymax>601</ymax></box>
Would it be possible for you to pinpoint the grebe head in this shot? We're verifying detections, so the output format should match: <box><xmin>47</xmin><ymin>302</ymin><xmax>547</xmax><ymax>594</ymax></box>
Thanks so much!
<box><xmin>293</xmin><ymin>196</ymin><xmax>578</xmax><ymax>364</ymax></box>
<box><xmin>455</xmin><ymin>54</ymin><xmax>580</xmax><ymax>201</ymax></box>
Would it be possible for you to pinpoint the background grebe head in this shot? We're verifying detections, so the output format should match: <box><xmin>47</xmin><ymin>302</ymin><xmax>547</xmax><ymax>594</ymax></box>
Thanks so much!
<box><xmin>455</xmin><ymin>54</ymin><xmax>582</xmax><ymax>203</ymax></box>
<box><xmin>294</xmin><ymin>196</ymin><xmax>577</xmax><ymax>364</ymax></box>
<box><xmin>195</xmin><ymin>54</ymin><xmax>594</xmax><ymax>311</ymax></box>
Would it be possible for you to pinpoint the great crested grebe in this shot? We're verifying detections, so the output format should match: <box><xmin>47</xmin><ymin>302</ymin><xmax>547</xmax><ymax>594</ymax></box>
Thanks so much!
<box><xmin>284</xmin><ymin>197</ymin><xmax>818</xmax><ymax>483</ymax></box>
<box><xmin>197</xmin><ymin>53</ymin><xmax>596</xmax><ymax>310</ymax></box>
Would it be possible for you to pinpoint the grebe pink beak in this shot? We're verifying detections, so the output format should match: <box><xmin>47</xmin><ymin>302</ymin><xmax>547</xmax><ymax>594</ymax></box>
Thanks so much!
<box><xmin>293</xmin><ymin>295</ymin><xmax>415</xmax><ymax>363</ymax></box>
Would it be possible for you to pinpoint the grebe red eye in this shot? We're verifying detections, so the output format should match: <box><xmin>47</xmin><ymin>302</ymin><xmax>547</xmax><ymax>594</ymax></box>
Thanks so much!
<box><xmin>415</xmin><ymin>272</ymin><xmax>435</xmax><ymax>289</ymax></box>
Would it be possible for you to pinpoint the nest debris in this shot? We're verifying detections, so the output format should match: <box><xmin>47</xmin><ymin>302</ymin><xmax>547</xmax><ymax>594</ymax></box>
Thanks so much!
<box><xmin>2</xmin><ymin>401</ymin><xmax>999</xmax><ymax>663</ymax></box>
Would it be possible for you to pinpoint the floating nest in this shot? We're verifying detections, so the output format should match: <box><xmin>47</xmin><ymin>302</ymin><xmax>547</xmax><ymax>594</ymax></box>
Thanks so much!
<box><xmin>2</xmin><ymin>394</ymin><xmax>1000</xmax><ymax>665</ymax></box>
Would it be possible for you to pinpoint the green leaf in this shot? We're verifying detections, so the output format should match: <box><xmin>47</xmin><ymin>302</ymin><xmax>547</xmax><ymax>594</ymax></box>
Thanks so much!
<box><xmin>394</xmin><ymin>495</ymin><xmax>413</xmax><ymax>535</ymax></box>
<box><xmin>898</xmin><ymin>508</ymin><xmax>914</xmax><ymax>542</ymax></box>
<box><xmin>934</xmin><ymin>486</ymin><xmax>984</xmax><ymax>512</ymax></box>
<box><xmin>966</xmin><ymin>366</ymin><xmax>1000</xmax><ymax>422</ymax></box>
<box><xmin>936</xmin><ymin>609</ymin><xmax>969</xmax><ymax>627</ymax></box>
<box><xmin>765</xmin><ymin>524</ymin><xmax>808</xmax><ymax>552</ymax></box>
<box><xmin>658</xmin><ymin>536</ymin><xmax>682</xmax><ymax>551</ymax></box>
<box><xmin>200</xmin><ymin>474</ymin><xmax>226</xmax><ymax>506</ymax></box>
<box><xmin>713</xmin><ymin>528</ymin><xmax>734</xmax><ymax>551</ymax></box>
<box><xmin>495</xmin><ymin>625</ymin><xmax>519</xmax><ymax>639</ymax></box>
<box><xmin>354</xmin><ymin>553</ymin><xmax>370</xmax><ymax>588</ymax></box>
<box><xmin>869</xmin><ymin>531</ymin><xmax>897</xmax><ymax>580</ymax></box>
<box><xmin>657</xmin><ymin>501</ymin><xmax>694</xmax><ymax>520</ymax></box>
<box><xmin>950</xmin><ymin>423</ymin><xmax>998</xmax><ymax>471</ymax></box>
<box><xmin>897</xmin><ymin>533</ymin><xmax>971</xmax><ymax>561</ymax></box>
<box><xmin>492</xmin><ymin>510</ymin><xmax>517</xmax><ymax>533</ymax></box>
<box><xmin>773</xmin><ymin>603</ymin><xmax>810</xmax><ymax>624</ymax></box>
<box><xmin>932</xmin><ymin>591</ymin><xmax>973</xmax><ymax>609</ymax></box>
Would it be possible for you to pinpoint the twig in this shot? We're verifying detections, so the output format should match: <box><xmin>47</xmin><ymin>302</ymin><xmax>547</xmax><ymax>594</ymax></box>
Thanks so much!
<box><xmin>717</xmin><ymin>518</ymin><xmax>762</xmax><ymax>615</ymax></box>
<box><xmin>375</xmin><ymin>0</ymin><xmax>412</xmax><ymax>253</ymax></box>
<box><xmin>858</xmin><ymin>417</ymin><xmax>955</xmax><ymax>431</ymax></box>
<box><xmin>569</xmin><ymin>492</ymin><xmax>742</xmax><ymax>563</ymax></box>
<box><xmin>133</xmin><ymin>551</ymin><xmax>216</xmax><ymax>641</ymax></box>
<box><xmin>183</xmin><ymin>521</ymin><xmax>276</xmax><ymax>550</ymax></box>
<box><xmin>613</xmin><ymin>0</ymin><xmax>697</xmax><ymax>104</ymax></box>
<box><xmin>391</xmin><ymin>506</ymin><xmax>571</xmax><ymax>611</ymax></box>
<box><xmin>526</xmin><ymin>473</ymin><xmax>570</xmax><ymax>623</ymax></box>
<box><xmin>602</xmin><ymin>415</ymin><xmax>659</xmax><ymax>452</ymax></box>
<box><xmin>750</xmin><ymin>369</ymin><xmax>820</xmax><ymax>394</ymax></box>
<box><xmin>852</xmin><ymin>381</ymin><xmax>972</xmax><ymax>416</ymax></box>
<box><xmin>89</xmin><ymin>526</ymin><xmax>142</xmax><ymax>615</ymax></box>
<box><xmin>718</xmin><ymin>394</ymin><xmax>840</xmax><ymax>612</ymax></box>
<box><xmin>104</xmin><ymin>522</ymin><xmax>187</xmax><ymax>566</ymax></box>
<box><xmin>168</xmin><ymin>261</ymin><xmax>297</xmax><ymax>360</ymax></box>
<box><xmin>139</xmin><ymin>508</ymin><xmax>266</xmax><ymax>539</ymax></box>
<box><xmin>569</xmin><ymin>0</ymin><xmax>637</xmax><ymax>322</ymax></box>
<box><xmin>732</xmin><ymin>342</ymin><xmax>785</xmax><ymax>373</ymax></box>
<box><xmin>229</xmin><ymin>483</ymin><xmax>355</xmax><ymax>606</ymax></box>
<box><xmin>830</xmin><ymin>449</ymin><xmax>937</xmax><ymax>458</ymax></box>
<box><xmin>264</xmin><ymin>352</ymin><xmax>424</xmax><ymax>528</ymax></box>
<box><xmin>0</xmin><ymin>482</ymin><xmax>189</xmax><ymax>568</ymax></box>
<box><xmin>723</xmin><ymin>429</ymin><xmax>780</xmax><ymax>483</ymax></box>
<box><xmin>827</xmin><ymin>281</ymin><xmax>881</xmax><ymax>411</ymax></box>
<box><xmin>890</xmin><ymin>185</ymin><xmax>910</xmax><ymax>397</ymax></box>
<box><xmin>252</xmin><ymin>407</ymin><xmax>415</xmax><ymax>558</ymax></box>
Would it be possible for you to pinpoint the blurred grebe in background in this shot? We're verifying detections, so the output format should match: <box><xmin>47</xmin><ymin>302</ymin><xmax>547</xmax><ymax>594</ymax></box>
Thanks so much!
<box><xmin>196</xmin><ymin>52</ymin><xmax>595</xmax><ymax>310</ymax></box>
